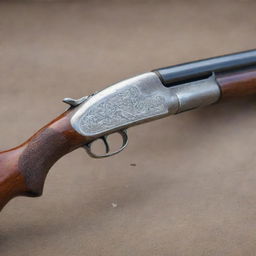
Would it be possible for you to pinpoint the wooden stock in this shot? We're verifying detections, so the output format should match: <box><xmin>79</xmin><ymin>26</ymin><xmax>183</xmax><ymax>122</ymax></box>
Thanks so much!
<box><xmin>216</xmin><ymin>67</ymin><xmax>256</xmax><ymax>99</ymax></box>
<box><xmin>0</xmin><ymin>108</ymin><xmax>88</xmax><ymax>211</ymax></box>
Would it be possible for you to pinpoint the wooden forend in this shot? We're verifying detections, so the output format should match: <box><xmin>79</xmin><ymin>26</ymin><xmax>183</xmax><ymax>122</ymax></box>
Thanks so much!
<box><xmin>216</xmin><ymin>67</ymin><xmax>256</xmax><ymax>99</ymax></box>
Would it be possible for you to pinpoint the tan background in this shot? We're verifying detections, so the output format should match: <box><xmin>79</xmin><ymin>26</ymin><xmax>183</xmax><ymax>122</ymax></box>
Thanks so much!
<box><xmin>1</xmin><ymin>0</ymin><xmax>256</xmax><ymax>255</ymax></box>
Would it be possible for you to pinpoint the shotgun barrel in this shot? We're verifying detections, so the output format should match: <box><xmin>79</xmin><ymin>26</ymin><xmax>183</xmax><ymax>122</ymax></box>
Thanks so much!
<box><xmin>154</xmin><ymin>49</ymin><xmax>256</xmax><ymax>86</ymax></box>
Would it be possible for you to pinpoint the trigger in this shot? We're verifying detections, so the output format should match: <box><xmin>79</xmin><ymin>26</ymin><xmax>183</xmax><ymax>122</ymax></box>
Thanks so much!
<box><xmin>101</xmin><ymin>136</ymin><xmax>110</xmax><ymax>153</ymax></box>
<box><xmin>83</xmin><ymin>130</ymin><xmax>128</xmax><ymax>159</ymax></box>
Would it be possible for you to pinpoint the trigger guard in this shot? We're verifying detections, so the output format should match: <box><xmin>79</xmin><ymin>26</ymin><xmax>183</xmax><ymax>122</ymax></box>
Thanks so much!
<box><xmin>83</xmin><ymin>130</ymin><xmax>128</xmax><ymax>159</ymax></box>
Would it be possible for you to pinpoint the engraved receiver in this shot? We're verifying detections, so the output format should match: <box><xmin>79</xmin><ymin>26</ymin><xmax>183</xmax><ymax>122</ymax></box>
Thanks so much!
<box><xmin>65</xmin><ymin>49</ymin><xmax>256</xmax><ymax>158</ymax></box>
<box><xmin>66</xmin><ymin>72</ymin><xmax>220</xmax><ymax>158</ymax></box>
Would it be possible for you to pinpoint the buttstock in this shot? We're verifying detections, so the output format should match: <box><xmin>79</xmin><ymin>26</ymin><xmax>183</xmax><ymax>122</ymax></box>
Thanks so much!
<box><xmin>0</xmin><ymin>108</ymin><xmax>88</xmax><ymax>211</ymax></box>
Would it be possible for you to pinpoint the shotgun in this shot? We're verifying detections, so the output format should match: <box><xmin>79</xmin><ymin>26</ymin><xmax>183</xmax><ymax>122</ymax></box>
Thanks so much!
<box><xmin>1</xmin><ymin>50</ymin><xmax>256</xmax><ymax>212</ymax></box>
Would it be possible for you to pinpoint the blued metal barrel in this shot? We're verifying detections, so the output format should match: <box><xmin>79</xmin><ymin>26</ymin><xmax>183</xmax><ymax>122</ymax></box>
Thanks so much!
<box><xmin>153</xmin><ymin>49</ymin><xmax>256</xmax><ymax>87</ymax></box>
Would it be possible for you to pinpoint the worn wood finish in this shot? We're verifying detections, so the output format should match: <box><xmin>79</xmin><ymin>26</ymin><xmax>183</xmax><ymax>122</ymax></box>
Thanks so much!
<box><xmin>0</xmin><ymin>108</ymin><xmax>88</xmax><ymax>211</ymax></box>
<box><xmin>217</xmin><ymin>67</ymin><xmax>256</xmax><ymax>99</ymax></box>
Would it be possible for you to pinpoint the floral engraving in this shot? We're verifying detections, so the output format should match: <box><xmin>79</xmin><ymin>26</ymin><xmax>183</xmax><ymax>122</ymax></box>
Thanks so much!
<box><xmin>79</xmin><ymin>87</ymin><xmax>166</xmax><ymax>135</ymax></box>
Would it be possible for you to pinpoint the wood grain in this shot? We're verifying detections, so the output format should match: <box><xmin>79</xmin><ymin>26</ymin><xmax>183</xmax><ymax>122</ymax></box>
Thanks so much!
<box><xmin>217</xmin><ymin>67</ymin><xmax>256</xmax><ymax>99</ymax></box>
<box><xmin>0</xmin><ymin>108</ymin><xmax>89</xmax><ymax>211</ymax></box>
